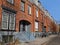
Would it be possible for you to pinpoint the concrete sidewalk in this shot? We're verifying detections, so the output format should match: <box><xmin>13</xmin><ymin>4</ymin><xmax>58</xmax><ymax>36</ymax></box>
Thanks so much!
<box><xmin>21</xmin><ymin>35</ymin><xmax>57</xmax><ymax>45</ymax></box>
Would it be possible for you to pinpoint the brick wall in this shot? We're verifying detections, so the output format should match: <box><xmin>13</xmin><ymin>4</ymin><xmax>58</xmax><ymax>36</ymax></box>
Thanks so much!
<box><xmin>0</xmin><ymin>0</ymin><xmax>57</xmax><ymax>32</ymax></box>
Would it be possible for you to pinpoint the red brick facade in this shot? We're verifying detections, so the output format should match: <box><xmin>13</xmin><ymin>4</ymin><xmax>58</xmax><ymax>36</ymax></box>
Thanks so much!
<box><xmin>0</xmin><ymin>0</ymin><xmax>57</xmax><ymax>33</ymax></box>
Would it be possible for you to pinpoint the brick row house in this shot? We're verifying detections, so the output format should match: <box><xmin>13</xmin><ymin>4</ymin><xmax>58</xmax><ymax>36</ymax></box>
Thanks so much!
<box><xmin>0</xmin><ymin>0</ymin><xmax>57</xmax><ymax>44</ymax></box>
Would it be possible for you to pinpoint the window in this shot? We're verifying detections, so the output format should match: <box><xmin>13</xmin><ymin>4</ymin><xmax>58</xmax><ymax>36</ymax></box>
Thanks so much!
<box><xmin>28</xmin><ymin>0</ymin><xmax>33</xmax><ymax>3</ymax></box>
<box><xmin>21</xmin><ymin>1</ymin><xmax>25</xmax><ymax>11</ymax></box>
<box><xmin>35</xmin><ymin>21</ymin><xmax>39</xmax><ymax>31</ymax></box>
<box><xmin>2</xmin><ymin>11</ymin><xmax>9</xmax><ymax>29</ymax></box>
<box><xmin>2</xmin><ymin>10</ymin><xmax>15</xmax><ymax>30</ymax></box>
<box><xmin>7</xmin><ymin>0</ymin><xmax>14</xmax><ymax>4</ymax></box>
<box><xmin>28</xmin><ymin>5</ymin><xmax>31</xmax><ymax>15</ymax></box>
<box><xmin>2</xmin><ymin>35</ymin><xmax>13</xmax><ymax>43</ymax></box>
<box><xmin>36</xmin><ymin>9</ymin><xmax>38</xmax><ymax>17</ymax></box>
<box><xmin>9</xmin><ymin>13</ymin><xmax>15</xmax><ymax>30</ymax></box>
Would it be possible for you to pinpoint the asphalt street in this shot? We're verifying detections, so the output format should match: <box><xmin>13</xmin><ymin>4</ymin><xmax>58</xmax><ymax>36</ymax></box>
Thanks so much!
<box><xmin>45</xmin><ymin>35</ymin><xmax>60</xmax><ymax>45</ymax></box>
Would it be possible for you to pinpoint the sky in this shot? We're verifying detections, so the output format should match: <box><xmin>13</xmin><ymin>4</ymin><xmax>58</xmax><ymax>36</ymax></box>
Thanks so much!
<box><xmin>40</xmin><ymin>0</ymin><xmax>60</xmax><ymax>22</ymax></box>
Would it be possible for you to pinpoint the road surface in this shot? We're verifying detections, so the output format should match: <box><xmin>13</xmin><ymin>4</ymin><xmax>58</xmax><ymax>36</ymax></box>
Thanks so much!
<box><xmin>43</xmin><ymin>35</ymin><xmax>60</xmax><ymax>45</ymax></box>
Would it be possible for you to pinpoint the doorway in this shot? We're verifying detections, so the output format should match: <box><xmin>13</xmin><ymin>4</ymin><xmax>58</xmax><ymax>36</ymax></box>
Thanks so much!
<box><xmin>19</xmin><ymin>20</ymin><xmax>31</xmax><ymax>32</ymax></box>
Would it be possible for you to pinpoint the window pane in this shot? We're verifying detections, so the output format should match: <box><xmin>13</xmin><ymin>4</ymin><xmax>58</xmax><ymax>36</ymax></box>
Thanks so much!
<box><xmin>7</xmin><ymin>0</ymin><xmax>14</xmax><ymax>4</ymax></box>
<box><xmin>36</xmin><ymin>9</ymin><xmax>38</xmax><ymax>17</ymax></box>
<box><xmin>9</xmin><ymin>23</ymin><xmax>15</xmax><ymax>30</ymax></box>
<box><xmin>20</xmin><ymin>24</ymin><xmax>23</xmax><ymax>31</ymax></box>
<box><xmin>2</xmin><ymin>11</ymin><xmax>9</xmax><ymax>29</ymax></box>
<box><xmin>2</xmin><ymin>35</ymin><xmax>8</xmax><ymax>43</ymax></box>
<box><xmin>10</xmin><ymin>14</ymin><xmax>15</xmax><ymax>23</ymax></box>
<box><xmin>2</xmin><ymin>22</ymin><xmax>8</xmax><ymax>29</ymax></box>
<box><xmin>2</xmin><ymin>35</ymin><xmax>13</xmax><ymax>43</ymax></box>
<box><xmin>28</xmin><ymin>0</ymin><xmax>33</xmax><ymax>3</ymax></box>
<box><xmin>2</xmin><ymin>12</ymin><xmax>9</xmax><ymax>22</ymax></box>
<box><xmin>28</xmin><ymin>6</ymin><xmax>31</xmax><ymax>14</ymax></box>
<box><xmin>21</xmin><ymin>1</ymin><xmax>25</xmax><ymax>11</ymax></box>
<box><xmin>9</xmin><ymin>13</ymin><xmax>15</xmax><ymax>30</ymax></box>
<box><xmin>35</xmin><ymin>21</ymin><xmax>38</xmax><ymax>31</ymax></box>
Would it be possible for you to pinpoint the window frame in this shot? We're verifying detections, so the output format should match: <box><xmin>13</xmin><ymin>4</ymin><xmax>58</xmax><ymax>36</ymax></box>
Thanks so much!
<box><xmin>9</xmin><ymin>13</ymin><xmax>15</xmax><ymax>30</ymax></box>
<box><xmin>36</xmin><ymin>9</ymin><xmax>38</xmax><ymax>17</ymax></box>
<box><xmin>21</xmin><ymin>0</ymin><xmax>25</xmax><ymax>12</ymax></box>
<box><xmin>2</xmin><ymin>9</ymin><xmax>16</xmax><ymax>31</ymax></box>
<box><xmin>2</xmin><ymin>35</ymin><xmax>13</xmax><ymax>43</ymax></box>
<box><xmin>35</xmin><ymin>21</ymin><xmax>39</xmax><ymax>32</ymax></box>
<box><xmin>2</xmin><ymin>10</ymin><xmax>9</xmax><ymax>29</ymax></box>
<box><xmin>28</xmin><ymin>5</ymin><xmax>31</xmax><ymax>15</ymax></box>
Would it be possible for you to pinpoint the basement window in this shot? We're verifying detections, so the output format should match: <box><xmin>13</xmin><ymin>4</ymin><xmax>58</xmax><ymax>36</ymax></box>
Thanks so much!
<box><xmin>2</xmin><ymin>35</ymin><xmax>13</xmax><ymax>43</ymax></box>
